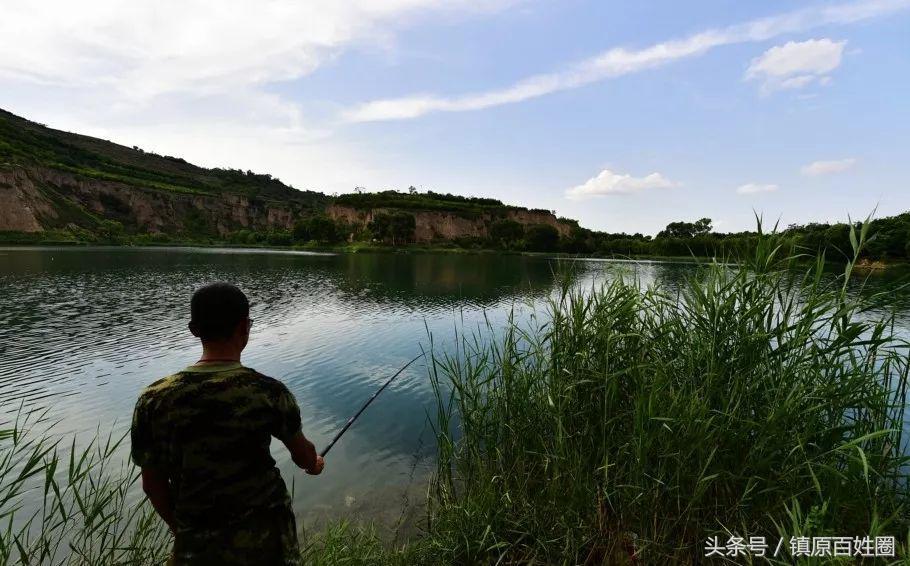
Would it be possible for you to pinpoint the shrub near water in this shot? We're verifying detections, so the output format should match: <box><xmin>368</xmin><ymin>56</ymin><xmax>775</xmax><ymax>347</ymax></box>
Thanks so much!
<box><xmin>428</xmin><ymin>226</ymin><xmax>910</xmax><ymax>563</ymax></box>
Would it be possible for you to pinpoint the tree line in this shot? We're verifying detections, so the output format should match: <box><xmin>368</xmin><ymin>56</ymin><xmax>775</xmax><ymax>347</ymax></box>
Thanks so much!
<box><xmin>561</xmin><ymin>213</ymin><xmax>910</xmax><ymax>261</ymax></box>
<box><xmin>18</xmin><ymin>208</ymin><xmax>908</xmax><ymax>263</ymax></box>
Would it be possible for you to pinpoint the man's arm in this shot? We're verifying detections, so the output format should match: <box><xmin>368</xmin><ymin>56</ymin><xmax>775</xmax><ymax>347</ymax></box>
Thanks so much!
<box><xmin>282</xmin><ymin>432</ymin><xmax>325</xmax><ymax>475</ymax></box>
<box><xmin>141</xmin><ymin>467</ymin><xmax>176</xmax><ymax>531</ymax></box>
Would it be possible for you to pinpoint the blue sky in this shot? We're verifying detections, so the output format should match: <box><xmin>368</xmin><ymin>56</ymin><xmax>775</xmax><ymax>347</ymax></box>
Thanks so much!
<box><xmin>1</xmin><ymin>0</ymin><xmax>908</xmax><ymax>234</ymax></box>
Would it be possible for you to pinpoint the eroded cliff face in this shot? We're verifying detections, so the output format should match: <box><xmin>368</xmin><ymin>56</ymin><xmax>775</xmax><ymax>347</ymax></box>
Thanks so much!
<box><xmin>0</xmin><ymin>168</ymin><xmax>50</xmax><ymax>232</ymax></box>
<box><xmin>0</xmin><ymin>166</ymin><xmax>301</xmax><ymax>235</ymax></box>
<box><xmin>327</xmin><ymin>204</ymin><xmax>572</xmax><ymax>243</ymax></box>
<box><xmin>0</xmin><ymin>165</ymin><xmax>574</xmax><ymax>243</ymax></box>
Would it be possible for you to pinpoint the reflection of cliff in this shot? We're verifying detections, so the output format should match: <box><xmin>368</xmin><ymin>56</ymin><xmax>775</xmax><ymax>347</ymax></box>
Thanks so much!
<box><xmin>328</xmin><ymin>204</ymin><xmax>572</xmax><ymax>243</ymax></box>
<box><xmin>0</xmin><ymin>247</ymin><xmax>577</xmax><ymax>317</ymax></box>
<box><xmin>328</xmin><ymin>253</ymin><xmax>575</xmax><ymax>308</ymax></box>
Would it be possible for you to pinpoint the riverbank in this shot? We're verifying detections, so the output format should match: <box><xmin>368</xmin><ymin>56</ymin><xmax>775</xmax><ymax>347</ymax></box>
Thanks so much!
<box><xmin>3</xmin><ymin>232</ymin><xmax>909</xmax><ymax>272</ymax></box>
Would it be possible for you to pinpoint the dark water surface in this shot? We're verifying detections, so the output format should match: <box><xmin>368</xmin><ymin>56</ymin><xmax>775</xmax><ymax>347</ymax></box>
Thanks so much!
<box><xmin>0</xmin><ymin>247</ymin><xmax>575</xmax><ymax>532</ymax></box>
<box><xmin>1</xmin><ymin>247</ymin><xmax>908</xmax><ymax>533</ymax></box>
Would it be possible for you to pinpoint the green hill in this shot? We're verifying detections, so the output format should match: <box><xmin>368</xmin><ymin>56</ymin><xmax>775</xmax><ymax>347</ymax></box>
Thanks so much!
<box><xmin>0</xmin><ymin>108</ymin><xmax>326</xmax><ymax>204</ymax></box>
<box><xmin>0</xmin><ymin>108</ymin><xmax>572</xmax><ymax>248</ymax></box>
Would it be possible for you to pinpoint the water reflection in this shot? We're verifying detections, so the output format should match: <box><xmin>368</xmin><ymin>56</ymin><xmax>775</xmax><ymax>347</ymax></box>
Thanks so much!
<box><xmin>0</xmin><ymin>247</ymin><xmax>580</xmax><ymax>530</ymax></box>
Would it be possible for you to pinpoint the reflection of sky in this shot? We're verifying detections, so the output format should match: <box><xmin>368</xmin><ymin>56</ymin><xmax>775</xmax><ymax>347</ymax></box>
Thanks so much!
<box><xmin>1</xmin><ymin>247</ymin><xmax>907</xmax><ymax>531</ymax></box>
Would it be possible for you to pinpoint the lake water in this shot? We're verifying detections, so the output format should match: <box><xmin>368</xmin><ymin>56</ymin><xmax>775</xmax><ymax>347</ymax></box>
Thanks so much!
<box><xmin>1</xmin><ymin>246</ymin><xmax>908</xmax><ymax>537</ymax></box>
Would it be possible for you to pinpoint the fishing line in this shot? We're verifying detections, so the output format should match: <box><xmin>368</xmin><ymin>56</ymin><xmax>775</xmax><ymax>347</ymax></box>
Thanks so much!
<box><xmin>319</xmin><ymin>353</ymin><xmax>424</xmax><ymax>458</ymax></box>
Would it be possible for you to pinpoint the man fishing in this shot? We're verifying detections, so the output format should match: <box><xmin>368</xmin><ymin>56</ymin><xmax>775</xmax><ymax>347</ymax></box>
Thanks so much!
<box><xmin>130</xmin><ymin>282</ymin><xmax>324</xmax><ymax>565</ymax></box>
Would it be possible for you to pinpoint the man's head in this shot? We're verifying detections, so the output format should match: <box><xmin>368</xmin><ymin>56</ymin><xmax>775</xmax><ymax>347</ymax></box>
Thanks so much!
<box><xmin>189</xmin><ymin>283</ymin><xmax>251</xmax><ymax>349</ymax></box>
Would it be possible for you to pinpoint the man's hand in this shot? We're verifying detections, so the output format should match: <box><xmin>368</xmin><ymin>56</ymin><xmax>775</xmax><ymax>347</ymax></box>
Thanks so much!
<box><xmin>283</xmin><ymin>432</ymin><xmax>325</xmax><ymax>476</ymax></box>
<box><xmin>306</xmin><ymin>455</ymin><xmax>325</xmax><ymax>475</ymax></box>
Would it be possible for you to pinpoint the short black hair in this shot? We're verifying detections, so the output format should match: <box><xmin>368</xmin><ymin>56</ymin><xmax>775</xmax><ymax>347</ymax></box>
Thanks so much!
<box><xmin>189</xmin><ymin>282</ymin><xmax>250</xmax><ymax>341</ymax></box>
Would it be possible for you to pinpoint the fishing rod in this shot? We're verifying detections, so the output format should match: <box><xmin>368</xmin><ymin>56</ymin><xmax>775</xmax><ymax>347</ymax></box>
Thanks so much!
<box><xmin>319</xmin><ymin>353</ymin><xmax>423</xmax><ymax>458</ymax></box>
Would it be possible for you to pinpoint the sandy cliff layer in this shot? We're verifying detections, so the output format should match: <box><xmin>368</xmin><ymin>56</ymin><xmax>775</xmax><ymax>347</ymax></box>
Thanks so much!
<box><xmin>0</xmin><ymin>168</ymin><xmax>50</xmax><ymax>232</ymax></box>
<box><xmin>0</xmin><ymin>166</ymin><xmax>299</xmax><ymax>235</ymax></box>
<box><xmin>327</xmin><ymin>204</ymin><xmax>572</xmax><ymax>243</ymax></box>
<box><xmin>1</xmin><ymin>165</ymin><xmax>573</xmax><ymax>242</ymax></box>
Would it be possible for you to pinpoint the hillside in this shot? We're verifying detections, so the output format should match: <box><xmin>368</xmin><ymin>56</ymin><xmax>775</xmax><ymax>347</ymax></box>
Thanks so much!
<box><xmin>5</xmin><ymin>108</ymin><xmax>903</xmax><ymax>261</ymax></box>
<box><xmin>0</xmin><ymin>108</ymin><xmax>330</xmax><ymax>239</ymax></box>
<box><xmin>328</xmin><ymin>190</ymin><xmax>571</xmax><ymax>244</ymax></box>
<box><xmin>0</xmin><ymin>109</ymin><xmax>323</xmax><ymax>203</ymax></box>
<box><xmin>0</xmin><ymin>108</ymin><xmax>573</xmax><ymax>247</ymax></box>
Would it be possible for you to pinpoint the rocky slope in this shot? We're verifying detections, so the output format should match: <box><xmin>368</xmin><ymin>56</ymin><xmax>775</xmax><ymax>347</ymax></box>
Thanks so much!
<box><xmin>0</xmin><ymin>108</ymin><xmax>574</xmax><ymax>242</ymax></box>
<box><xmin>328</xmin><ymin>204</ymin><xmax>571</xmax><ymax>243</ymax></box>
<box><xmin>0</xmin><ymin>165</ymin><xmax>305</xmax><ymax>236</ymax></box>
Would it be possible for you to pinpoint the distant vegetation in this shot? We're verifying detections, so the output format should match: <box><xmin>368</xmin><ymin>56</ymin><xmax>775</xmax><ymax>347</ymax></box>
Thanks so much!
<box><xmin>368</xmin><ymin>211</ymin><xmax>417</xmax><ymax>246</ymax></box>
<box><xmin>4</xmin><ymin>210</ymin><xmax>910</xmax><ymax>264</ymax></box>
<box><xmin>562</xmin><ymin>214</ymin><xmax>910</xmax><ymax>263</ymax></box>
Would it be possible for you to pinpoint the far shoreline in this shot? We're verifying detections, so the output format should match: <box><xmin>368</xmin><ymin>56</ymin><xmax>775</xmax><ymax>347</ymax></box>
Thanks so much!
<box><xmin>2</xmin><ymin>239</ymin><xmax>907</xmax><ymax>271</ymax></box>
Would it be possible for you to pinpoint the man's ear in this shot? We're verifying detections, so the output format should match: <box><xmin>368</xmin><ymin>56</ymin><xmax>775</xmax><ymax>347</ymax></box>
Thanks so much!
<box><xmin>188</xmin><ymin>322</ymin><xmax>200</xmax><ymax>337</ymax></box>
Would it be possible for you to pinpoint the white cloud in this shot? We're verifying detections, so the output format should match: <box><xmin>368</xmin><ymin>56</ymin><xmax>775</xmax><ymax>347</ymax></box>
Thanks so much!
<box><xmin>566</xmin><ymin>169</ymin><xmax>679</xmax><ymax>199</ymax></box>
<box><xmin>745</xmin><ymin>38</ymin><xmax>846</xmax><ymax>92</ymax></box>
<box><xmin>736</xmin><ymin>183</ymin><xmax>779</xmax><ymax>194</ymax></box>
<box><xmin>11</xmin><ymin>88</ymin><xmax>402</xmax><ymax>196</ymax></box>
<box><xmin>801</xmin><ymin>158</ymin><xmax>857</xmax><ymax>176</ymax></box>
<box><xmin>344</xmin><ymin>0</ymin><xmax>909</xmax><ymax>122</ymax></box>
<box><xmin>0</xmin><ymin>0</ymin><xmax>520</xmax><ymax>99</ymax></box>
<box><xmin>0</xmin><ymin>0</ymin><xmax>518</xmax><ymax>193</ymax></box>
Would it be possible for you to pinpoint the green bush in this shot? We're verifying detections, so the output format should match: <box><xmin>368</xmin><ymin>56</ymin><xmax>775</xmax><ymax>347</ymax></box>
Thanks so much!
<box><xmin>488</xmin><ymin>219</ymin><xmax>524</xmax><ymax>249</ymax></box>
<box><xmin>97</xmin><ymin>219</ymin><xmax>125</xmax><ymax>244</ymax></box>
<box><xmin>524</xmin><ymin>224</ymin><xmax>559</xmax><ymax>252</ymax></box>
<box><xmin>266</xmin><ymin>230</ymin><xmax>293</xmax><ymax>246</ymax></box>
<box><xmin>369</xmin><ymin>212</ymin><xmax>416</xmax><ymax>246</ymax></box>
<box><xmin>294</xmin><ymin>215</ymin><xmax>341</xmax><ymax>243</ymax></box>
<box><xmin>0</xmin><ymin>412</ymin><xmax>171</xmax><ymax>564</ymax></box>
<box><xmin>132</xmin><ymin>232</ymin><xmax>172</xmax><ymax>245</ymax></box>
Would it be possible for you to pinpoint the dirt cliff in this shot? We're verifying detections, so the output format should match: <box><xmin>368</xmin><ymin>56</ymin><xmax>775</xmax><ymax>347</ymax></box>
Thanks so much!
<box><xmin>1</xmin><ymin>107</ymin><xmax>585</xmax><ymax>245</ymax></box>
<box><xmin>327</xmin><ymin>204</ymin><xmax>572</xmax><ymax>243</ymax></box>
<box><xmin>0</xmin><ymin>165</ymin><xmax>303</xmax><ymax>236</ymax></box>
<box><xmin>1</xmin><ymin>164</ymin><xmax>575</xmax><ymax>244</ymax></box>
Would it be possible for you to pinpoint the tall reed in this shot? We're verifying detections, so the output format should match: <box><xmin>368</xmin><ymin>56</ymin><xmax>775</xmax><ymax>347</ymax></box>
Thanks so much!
<box><xmin>0</xmin><ymin>411</ymin><xmax>170</xmax><ymax>565</ymax></box>
<box><xmin>427</xmin><ymin>222</ymin><xmax>910</xmax><ymax>563</ymax></box>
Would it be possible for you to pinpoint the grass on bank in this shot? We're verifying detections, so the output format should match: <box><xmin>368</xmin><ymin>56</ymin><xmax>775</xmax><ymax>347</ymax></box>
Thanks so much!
<box><xmin>0</xmin><ymin>222</ymin><xmax>908</xmax><ymax>564</ymax></box>
<box><xmin>424</xmin><ymin>221</ymin><xmax>910</xmax><ymax>563</ymax></box>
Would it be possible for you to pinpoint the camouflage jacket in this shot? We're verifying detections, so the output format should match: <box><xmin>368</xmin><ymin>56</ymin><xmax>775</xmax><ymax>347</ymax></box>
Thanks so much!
<box><xmin>130</xmin><ymin>362</ymin><xmax>302</xmax><ymax>530</ymax></box>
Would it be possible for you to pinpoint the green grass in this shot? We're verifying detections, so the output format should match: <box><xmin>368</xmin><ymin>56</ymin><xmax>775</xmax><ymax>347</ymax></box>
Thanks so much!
<box><xmin>58</xmin><ymin>165</ymin><xmax>209</xmax><ymax>196</ymax></box>
<box><xmin>424</xmin><ymin>221</ymin><xmax>910</xmax><ymax>563</ymax></box>
<box><xmin>0</xmin><ymin>222</ymin><xmax>908</xmax><ymax>564</ymax></box>
<box><xmin>300</xmin><ymin>521</ymin><xmax>427</xmax><ymax>565</ymax></box>
<box><xmin>0</xmin><ymin>410</ymin><xmax>171</xmax><ymax>565</ymax></box>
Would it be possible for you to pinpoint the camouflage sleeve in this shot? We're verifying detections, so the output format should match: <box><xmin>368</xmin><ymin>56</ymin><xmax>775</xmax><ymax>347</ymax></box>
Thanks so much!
<box><xmin>271</xmin><ymin>383</ymin><xmax>303</xmax><ymax>443</ymax></box>
<box><xmin>130</xmin><ymin>393</ymin><xmax>166</xmax><ymax>469</ymax></box>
